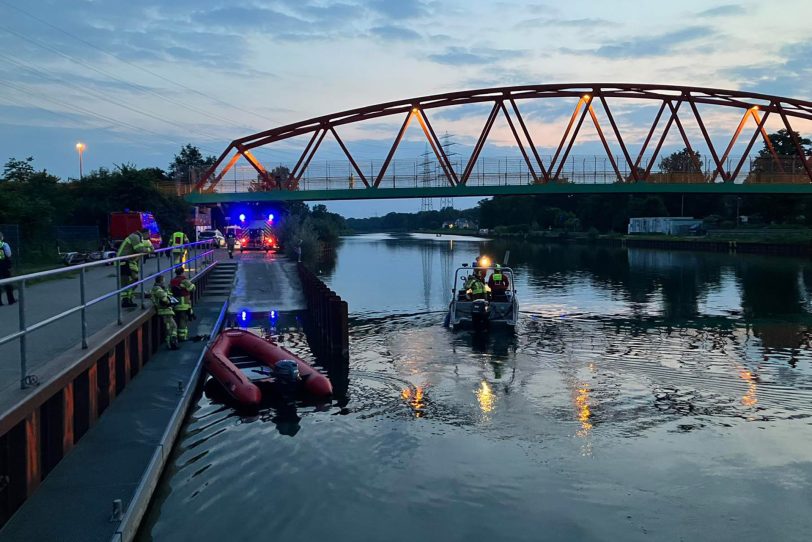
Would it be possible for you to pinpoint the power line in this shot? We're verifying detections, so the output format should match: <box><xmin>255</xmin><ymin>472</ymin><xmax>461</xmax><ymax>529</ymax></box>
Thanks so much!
<box><xmin>0</xmin><ymin>0</ymin><xmax>281</xmax><ymax>126</ymax></box>
<box><xmin>0</xmin><ymin>25</ymin><xmax>265</xmax><ymax>135</ymax></box>
<box><xmin>0</xmin><ymin>79</ymin><xmax>223</xmax><ymax>156</ymax></box>
<box><xmin>0</xmin><ymin>29</ymin><xmax>290</xmax><ymax>159</ymax></box>
<box><xmin>0</xmin><ymin>53</ymin><xmax>230</xmax><ymax>147</ymax></box>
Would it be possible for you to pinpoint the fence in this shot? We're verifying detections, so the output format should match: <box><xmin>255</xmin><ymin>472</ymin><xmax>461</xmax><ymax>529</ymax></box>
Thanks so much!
<box><xmin>0</xmin><ymin>240</ymin><xmax>216</xmax><ymax>390</ymax></box>
<box><xmin>55</xmin><ymin>226</ymin><xmax>100</xmax><ymax>253</ymax></box>
<box><xmin>0</xmin><ymin>224</ymin><xmax>105</xmax><ymax>269</ymax></box>
<box><xmin>183</xmin><ymin>154</ymin><xmax>812</xmax><ymax>193</ymax></box>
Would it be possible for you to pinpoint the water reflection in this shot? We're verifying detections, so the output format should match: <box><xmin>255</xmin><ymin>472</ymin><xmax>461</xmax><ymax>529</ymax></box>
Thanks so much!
<box><xmin>401</xmin><ymin>386</ymin><xmax>426</xmax><ymax>417</ymax></box>
<box><xmin>575</xmin><ymin>387</ymin><xmax>593</xmax><ymax>433</ymax></box>
<box><xmin>142</xmin><ymin>235</ymin><xmax>812</xmax><ymax>542</ymax></box>
<box><xmin>739</xmin><ymin>370</ymin><xmax>758</xmax><ymax>408</ymax></box>
<box><xmin>475</xmin><ymin>381</ymin><xmax>495</xmax><ymax>415</ymax></box>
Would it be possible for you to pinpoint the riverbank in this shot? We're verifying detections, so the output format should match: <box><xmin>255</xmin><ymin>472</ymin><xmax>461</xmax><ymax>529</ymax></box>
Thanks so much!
<box><xmin>413</xmin><ymin>227</ymin><xmax>812</xmax><ymax>257</ymax></box>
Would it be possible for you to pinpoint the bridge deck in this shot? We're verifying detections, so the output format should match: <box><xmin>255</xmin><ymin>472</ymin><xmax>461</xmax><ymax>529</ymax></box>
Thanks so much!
<box><xmin>187</xmin><ymin>182</ymin><xmax>812</xmax><ymax>203</ymax></box>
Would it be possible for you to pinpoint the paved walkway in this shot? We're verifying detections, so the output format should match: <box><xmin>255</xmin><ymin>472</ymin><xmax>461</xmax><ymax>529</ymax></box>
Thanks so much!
<box><xmin>0</xmin><ymin>252</ymin><xmax>223</xmax><ymax>401</ymax></box>
<box><xmin>0</xmin><ymin>251</ymin><xmax>304</xmax><ymax>540</ymax></box>
<box><xmin>0</xmin><ymin>299</ymin><xmax>225</xmax><ymax>542</ymax></box>
<box><xmin>229</xmin><ymin>251</ymin><xmax>305</xmax><ymax>312</ymax></box>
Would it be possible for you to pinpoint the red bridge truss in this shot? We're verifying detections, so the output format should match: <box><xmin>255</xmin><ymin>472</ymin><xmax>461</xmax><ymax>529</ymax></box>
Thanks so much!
<box><xmin>196</xmin><ymin>84</ymin><xmax>812</xmax><ymax>192</ymax></box>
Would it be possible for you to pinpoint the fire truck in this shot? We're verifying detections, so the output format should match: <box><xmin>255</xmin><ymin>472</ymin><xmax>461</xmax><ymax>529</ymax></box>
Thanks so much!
<box><xmin>109</xmin><ymin>211</ymin><xmax>162</xmax><ymax>250</ymax></box>
<box><xmin>239</xmin><ymin>219</ymin><xmax>278</xmax><ymax>252</ymax></box>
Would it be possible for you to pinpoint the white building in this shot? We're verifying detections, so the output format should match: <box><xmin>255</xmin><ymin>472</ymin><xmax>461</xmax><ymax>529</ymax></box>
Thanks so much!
<box><xmin>627</xmin><ymin>217</ymin><xmax>703</xmax><ymax>235</ymax></box>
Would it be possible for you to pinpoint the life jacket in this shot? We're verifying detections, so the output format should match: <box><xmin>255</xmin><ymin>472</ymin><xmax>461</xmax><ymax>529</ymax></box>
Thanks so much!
<box><xmin>0</xmin><ymin>242</ymin><xmax>7</xmax><ymax>260</ymax></box>
<box><xmin>469</xmin><ymin>280</ymin><xmax>486</xmax><ymax>295</ymax></box>
<box><xmin>170</xmin><ymin>275</ymin><xmax>190</xmax><ymax>297</ymax></box>
<box><xmin>171</xmin><ymin>275</ymin><xmax>195</xmax><ymax>310</ymax></box>
<box><xmin>171</xmin><ymin>231</ymin><xmax>186</xmax><ymax>251</ymax></box>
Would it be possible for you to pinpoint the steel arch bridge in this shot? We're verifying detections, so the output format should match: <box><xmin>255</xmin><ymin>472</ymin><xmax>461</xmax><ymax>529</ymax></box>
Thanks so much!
<box><xmin>189</xmin><ymin>84</ymin><xmax>812</xmax><ymax>203</ymax></box>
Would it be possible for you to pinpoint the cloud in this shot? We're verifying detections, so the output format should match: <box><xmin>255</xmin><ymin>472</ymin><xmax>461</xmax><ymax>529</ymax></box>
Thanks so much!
<box><xmin>428</xmin><ymin>46</ymin><xmax>525</xmax><ymax>66</ymax></box>
<box><xmin>430</xmin><ymin>103</ymin><xmax>496</xmax><ymax>122</ymax></box>
<box><xmin>723</xmin><ymin>41</ymin><xmax>812</xmax><ymax>100</ymax></box>
<box><xmin>592</xmin><ymin>26</ymin><xmax>711</xmax><ymax>58</ymax></box>
<box><xmin>515</xmin><ymin>16</ymin><xmax>609</xmax><ymax>30</ymax></box>
<box><xmin>191</xmin><ymin>6</ymin><xmax>307</xmax><ymax>31</ymax></box>
<box><xmin>298</xmin><ymin>2</ymin><xmax>366</xmax><ymax>23</ymax></box>
<box><xmin>368</xmin><ymin>0</ymin><xmax>431</xmax><ymax>19</ymax></box>
<box><xmin>698</xmin><ymin>4</ymin><xmax>746</xmax><ymax>17</ymax></box>
<box><xmin>370</xmin><ymin>25</ymin><xmax>422</xmax><ymax>41</ymax></box>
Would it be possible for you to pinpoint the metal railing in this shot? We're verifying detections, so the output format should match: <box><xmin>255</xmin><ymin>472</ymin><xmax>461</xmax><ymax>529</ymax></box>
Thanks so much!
<box><xmin>177</xmin><ymin>154</ymin><xmax>812</xmax><ymax>194</ymax></box>
<box><xmin>0</xmin><ymin>240</ymin><xmax>217</xmax><ymax>390</ymax></box>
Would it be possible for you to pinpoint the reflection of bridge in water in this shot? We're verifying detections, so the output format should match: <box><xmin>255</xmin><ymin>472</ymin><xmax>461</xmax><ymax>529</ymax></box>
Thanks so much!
<box><xmin>185</xmin><ymin>84</ymin><xmax>812</xmax><ymax>203</ymax></box>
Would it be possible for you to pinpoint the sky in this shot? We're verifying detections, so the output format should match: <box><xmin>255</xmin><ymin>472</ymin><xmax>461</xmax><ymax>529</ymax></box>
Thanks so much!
<box><xmin>1</xmin><ymin>0</ymin><xmax>811</xmax><ymax>217</ymax></box>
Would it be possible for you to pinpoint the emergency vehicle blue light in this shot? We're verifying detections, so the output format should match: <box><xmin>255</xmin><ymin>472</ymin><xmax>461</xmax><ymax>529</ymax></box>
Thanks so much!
<box><xmin>239</xmin><ymin>213</ymin><xmax>246</xmax><ymax>222</ymax></box>
<box><xmin>268</xmin><ymin>214</ymin><xmax>274</xmax><ymax>222</ymax></box>
<box><xmin>270</xmin><ymin>310</ymin><xmax>276</xmax><ymax>318</ymax></box>
<box><xmin>240</xmin><ymin>310</ymin><xmax>247</xmax><ymax>321</ymax></box>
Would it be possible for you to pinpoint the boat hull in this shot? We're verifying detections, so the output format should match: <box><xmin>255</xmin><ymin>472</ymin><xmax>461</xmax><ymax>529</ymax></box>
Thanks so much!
<box><xmin>204</xmin><ymin>329</ymin><xmax>332</xmax><ymax>407</ymax></box>
<box><xmin>448</xmin><ymin>298</ymin><xmax>519</xmax><ymax>329</ymax></box>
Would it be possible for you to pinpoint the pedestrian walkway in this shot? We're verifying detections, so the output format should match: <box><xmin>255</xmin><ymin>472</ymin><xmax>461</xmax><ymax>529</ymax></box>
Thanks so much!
<box><xmin>0</xmin><ymin>253</ymin><xmax>225</xmax><ymax>403</ymax></box>
<box><xmin>0</xmin><ymin>252</ymin><xmax>230</xmax><ymax>480</ymax></box>
<box><xmin>0</xmin><ymin>298</ymin><xmax>226</xmax><ymax>542</ymax></box>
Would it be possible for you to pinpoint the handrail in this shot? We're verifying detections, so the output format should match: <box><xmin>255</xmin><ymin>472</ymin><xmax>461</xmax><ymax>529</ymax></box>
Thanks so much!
<box><xmin>0</xmin><ymin>239</ymin><xmax>218</xmax><ymax>390</ymax></box>
<box><xmin>0</xmin><ymin>240</ymin><xmax>212</xmax><ymax>287</ymax></box>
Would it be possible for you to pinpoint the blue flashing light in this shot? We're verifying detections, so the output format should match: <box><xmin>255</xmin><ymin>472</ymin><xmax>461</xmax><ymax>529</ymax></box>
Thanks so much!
<box><xmin>270</xmin><ymin>310</ymin><xmax>276</xmax><ymax>318</ymax></box>
<box><xmin>268</xmin><ymin>213</ymin><xmax>274</xmax><ymax>222</ymax></box>
<box><xmin>240</xmin><ymin>310</ymin><xmax>247</xmax><ymax>321</ymax></box>
<box><xmin>239</xmin><ymin>213</ymin><xmax>246</xmax><ymax>223</ymax></box>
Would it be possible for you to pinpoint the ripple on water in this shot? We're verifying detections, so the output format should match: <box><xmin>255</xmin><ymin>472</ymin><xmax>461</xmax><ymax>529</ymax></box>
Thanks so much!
<box><xmin>141</xmin><ymin>241</ymin><xmax>812</xmax><ymax>542</ymax></box>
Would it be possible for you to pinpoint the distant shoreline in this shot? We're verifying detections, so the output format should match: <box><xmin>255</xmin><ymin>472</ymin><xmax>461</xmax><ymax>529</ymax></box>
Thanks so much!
<box><xmin>347</xmin><ymin>228</ymin><xmax>812</xmax><ymax>257</ymax></box>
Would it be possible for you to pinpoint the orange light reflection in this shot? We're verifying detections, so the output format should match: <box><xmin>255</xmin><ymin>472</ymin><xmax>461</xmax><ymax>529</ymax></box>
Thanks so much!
<box><xmin>739</xmin><ymin>370</ymin><xmax>758</xmax><ymax>407</ymax></box>
<box><xmin>401</xmin><ymin>386</ymin><xmax>425</xmax><ymax>417</ymax></box>
<box><xmin>575</xmin><ymin>386</ymin><xmax>593</xmax><ymax>436</ymax></box>
<box><xmin>475</xmin><ymin>381</ymin><xmax>495</xmax><ymax>414</ymax></box>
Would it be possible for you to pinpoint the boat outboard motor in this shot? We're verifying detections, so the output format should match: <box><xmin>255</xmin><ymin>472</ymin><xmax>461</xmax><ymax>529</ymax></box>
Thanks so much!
<box><xmin>273</xmin><ymin>360</ymin><xmax>301</xmax><ymax>400</ymax></box>
<box><xmin>470</xmin><ymin>299</ymin><xmax>491</xmax><ymax>330</ymax></box>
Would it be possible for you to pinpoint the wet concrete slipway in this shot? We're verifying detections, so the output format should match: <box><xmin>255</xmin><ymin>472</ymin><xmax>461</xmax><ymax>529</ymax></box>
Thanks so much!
<box><xmin>140</xmin><ymin>236</ymin><xmax>812</xmax><ymax>542</ymax></box>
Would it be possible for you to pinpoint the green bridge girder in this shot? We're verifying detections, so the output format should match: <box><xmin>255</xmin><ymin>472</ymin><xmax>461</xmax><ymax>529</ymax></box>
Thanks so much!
<box><xmin>186</xmin><ymin>182</ymin><xmax>812</xmax><ymax>204</ymax></box>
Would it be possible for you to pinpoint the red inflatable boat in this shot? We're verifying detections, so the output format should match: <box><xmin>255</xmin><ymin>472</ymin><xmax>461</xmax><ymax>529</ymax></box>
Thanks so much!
<box><xmin>204</xmin><ymin>329</ymin><xmax>332</xmax><ymax>407</ymax></box>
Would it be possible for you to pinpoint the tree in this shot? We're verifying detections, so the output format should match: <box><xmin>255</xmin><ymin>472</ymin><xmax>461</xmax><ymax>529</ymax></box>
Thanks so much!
<box><xmin>753</xmin><ymin>129</ymin><xmax>811</xmax><ymax>174</ymax></box>
<box><xmin>168</xmin><ymin>144</ymin><xmax>216</xmax><ymax>182</ymax></box>
<box><xmin>757</xmin><ymin>129</ymin><xmax>812</xmax><ymax>158</ymax></box>
<box><xmin>659</xmin><ymin>148</ymin><xmax>702</xmax><ymax>174</ymax></box>
<box><xmin>2</xmin><ymin>157</ymin><xmax>35</xmax><ymax>182</ymax></box>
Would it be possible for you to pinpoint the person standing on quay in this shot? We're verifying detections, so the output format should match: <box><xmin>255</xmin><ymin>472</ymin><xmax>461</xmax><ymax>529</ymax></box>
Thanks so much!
<box><xmin>0</xmin><ymin>232</ymin><xmax>16</xmax><ymax>305</ymax></box>
<box><xmin>117</xmin><ymin>228</ymin><xmax>154</xmax><ymax>308</ymax></box>
<box><xmin>151</xmin><ymin>275</ymin><xmax>178</xmax><ymax>349</ymax></box>
<box><xmin>170</xmin><ymin>267</ymin><xmax>195</xmax><ymax>341</ymax></box>
<box><xmin>169</xmin><ymin>230</ymin><xmax>189</xmax><ymax>269</ymax></box>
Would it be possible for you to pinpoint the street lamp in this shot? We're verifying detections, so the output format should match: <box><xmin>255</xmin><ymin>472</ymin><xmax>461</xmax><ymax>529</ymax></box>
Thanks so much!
<box><xmin>75</xmin><ymin>142</ymin><xmax>86</xmax><ymax>179</ymax></box>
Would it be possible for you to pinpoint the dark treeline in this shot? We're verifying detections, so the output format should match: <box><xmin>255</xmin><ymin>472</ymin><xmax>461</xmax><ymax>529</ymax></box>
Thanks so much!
<box><xmin>478</xmin><ymin>192</ymin><xmax>812</xmax><ymax>233</ymax></box>
<box><xmin>0</xmin><ymin>157</ymin><xmax>191</xmax><ymax>263</ymax></box>
<box><xmin>278</xmin><ymin>202</ymin><xmax>346</xmax><ymax>270</ymax></box>
<box><xmin>347</xmin><ymin>207</ymin><xmax>479</xmax><ymax>232</ymax></box>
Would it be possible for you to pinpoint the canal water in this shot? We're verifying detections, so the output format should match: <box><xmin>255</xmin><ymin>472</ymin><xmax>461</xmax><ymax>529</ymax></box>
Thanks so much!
<box><xmin>140</xmin><ymin>234</ymin><xmax>812</xmax><ymax>541</ymax></box>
